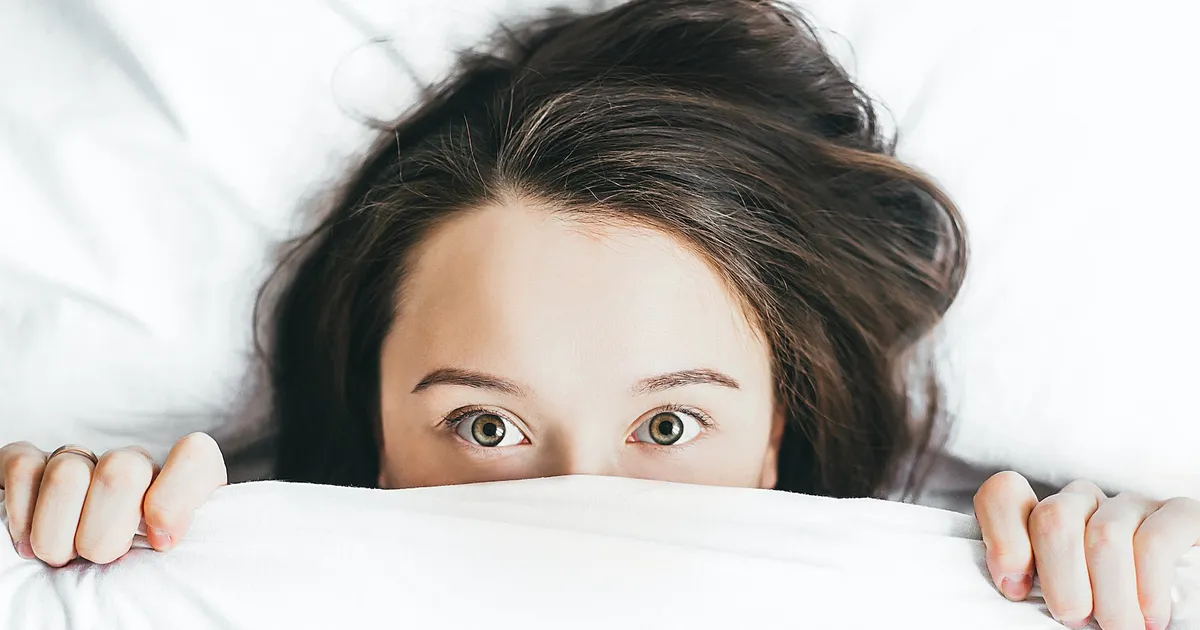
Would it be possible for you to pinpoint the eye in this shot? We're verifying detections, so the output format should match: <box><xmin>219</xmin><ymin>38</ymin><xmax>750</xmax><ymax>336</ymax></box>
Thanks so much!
<box><xmin>631</xmin><ymin>408</ymin><xmax>706</xmax><ymax>446</ymax></box>
<box><xmin>450</xmin><ymin>409</ymin><xmax>527</xmax><ymax>448</ymax></box>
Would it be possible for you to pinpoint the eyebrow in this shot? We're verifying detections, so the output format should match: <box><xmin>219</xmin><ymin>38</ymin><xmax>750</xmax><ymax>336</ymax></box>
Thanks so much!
<box><xmin>632</xmin><ymin>369</ymin><xmax>741</xmax><ymax>395</ymax></box>
<box><xmin>411</xmin><ymin>368</ymin><xmax>527</xmax><ymax>396</ymax></box>
<box><xmin>411</xmin><ymin>367</ymin><xmax>740</xmax><ymax>396</ymax></box>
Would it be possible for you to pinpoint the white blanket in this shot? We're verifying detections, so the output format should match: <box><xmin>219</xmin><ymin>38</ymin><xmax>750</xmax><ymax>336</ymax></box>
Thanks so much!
<box><xmin>2</xmin><ymin>476</ymin><xmax>1197</xmax><ymax>629</ymax></box>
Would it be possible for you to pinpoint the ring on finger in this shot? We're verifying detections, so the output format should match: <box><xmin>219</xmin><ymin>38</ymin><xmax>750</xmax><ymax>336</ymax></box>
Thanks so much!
<box><xmin>48</xmin><ymin>445</ymin><xmax>99</xmax><ymax>466</ymax></box>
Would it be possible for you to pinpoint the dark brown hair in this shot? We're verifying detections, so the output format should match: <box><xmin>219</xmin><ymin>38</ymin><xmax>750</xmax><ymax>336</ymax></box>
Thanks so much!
<box><xmin>260</xmin><ymin>0</ymin><xmax>966</xmax><ymax>499</ymax></box>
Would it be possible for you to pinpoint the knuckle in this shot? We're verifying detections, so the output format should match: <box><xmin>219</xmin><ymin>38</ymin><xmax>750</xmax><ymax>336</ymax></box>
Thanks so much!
<box><xmin>1060</xmin><ymin>478</ymin><xmax>1107</xmax><ymax>503</ymax></box>
<box><xmin>42</xmin><ymin>457</ymin><xmax>93</xmax><ymax>490</ymax></box>
<box><xmin>1062</xmin><ymin>478</ymin><xmax>1097</xmax><ymax>491</ymax></box>
<box><xmin>4</xmin><ymin>454</ymin><xmax>45</xmax><ymax>484</ymax></box>
<box><xmin>986</xmin><ymin>549</ymin><xmax>1030</xmax><ymax>572</ymax></box>
<box><xmin>1085</xmin><ymin>518</ymin><xmax>1131</xmax><ymax>552</ymax></box>
<box><xmin>1029</xmin><ymin>499</ymin><xmax>1075</xmax><ymax>538</ymax></box>
<box><xmin>141</xmin><ymin>493</ymin><xmax>175</xmax><ymax>529</ymax></box>
<box><xmin>1089</xmin><ymin>612</ymin><xmax>1117</xmax><ymax>630</ymax></box>
<box><xmin>1131</xmin><ymin>526</ymin><xmax>1167</xmax><ymax>560</ymax></box>
<box><xmin>1137</xmin><ymin>586</ymin><xmax>1164</xmax><ymax>613</ymax></box>
<box><xmin>0</xmin><ymin>442</ymin><xmax>37</xmax><ymax>458</ymax></box>
<box><xmin>989</xmin><ymin>470</ymin><xmax>1029</xmax><ymax>492</ymax></box>
<box><xmin>1091</xmin><ymin>607</ymin><xmax>1139</xmax><ymax>630</ymax></box>
<box><xmin>1048</xmin><ymin>604</ymin><xmax>1092</xmax><ymax>626</ymax></box>
<box><xmin>1113</xmin><ymin>491</ymin><xmax>1157</xmax><ymax>513</ymax></box>
<box><xmin>974</xmin><ymin>470</ymin><xmax>1027</xmax><ymax>505</ymax></box>
<box><xmin>1044</xmin><ymin>594</ymin><xmax>1092</xmax><ymax>626</ymax></box>
<box><xmin>75</xmin><ymin>537</ymin><xmax>128</xmax><ymax>565</ymax></box>
<box><xmin>93</xmin><ymin>452</ymin><xmax>152</xmax><ymax>491</ymax></box>
<box><xmin>176</xmin><ymin>432</ymin><xmax>219</xmax><ymax>458</ymax></box>
<box><xmin>173</xmin><ymin>432</ymin><xmax>227</xmax><ymax>485</ymax></box>
<box><xmin>1164</xmin><ymin>495</ymin><xmax>1200</xmax><ymax>518</ymax></box>
<box><xmin>29</xmin><ymin>537</ymin><xmax>73</xmax><ymax>568</ymax></box>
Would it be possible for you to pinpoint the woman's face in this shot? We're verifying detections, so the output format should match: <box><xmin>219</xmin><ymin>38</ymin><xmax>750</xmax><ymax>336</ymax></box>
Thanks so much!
<box><xmin>377</xmin><ymin>200</ymin><xmax>783</xmax><ymax>490</ymax></box>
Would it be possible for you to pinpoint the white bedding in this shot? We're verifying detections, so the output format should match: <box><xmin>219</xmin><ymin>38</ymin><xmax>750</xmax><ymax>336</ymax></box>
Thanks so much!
<box><xmin>1</xmin><ymin>476</ymin><xmax>1198</xmax><ymax>629</ymax></box>
<box><xmin>2</xmin><ymin>1</ymin><xmax>1199</xmax><ymax>626</ymax></box>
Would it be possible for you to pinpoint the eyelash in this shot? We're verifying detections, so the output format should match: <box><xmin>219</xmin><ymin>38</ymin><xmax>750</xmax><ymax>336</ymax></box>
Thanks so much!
<box><xmin>655</xmin><ymin>403</ymin><xmax>715</xmax><ymax>428</ymax></box>
<box><xmin>439</xmin><ymin>404</ymin><xmax>715</xmax><ymax>436</ymax></box>
<box><xmin>440</xmin><ymin>405</ymin><xmax>515</xmax><ymax>429</ymax></box>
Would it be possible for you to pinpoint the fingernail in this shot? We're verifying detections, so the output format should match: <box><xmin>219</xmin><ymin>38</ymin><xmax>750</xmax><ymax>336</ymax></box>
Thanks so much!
<box><xmin>1145</xmin><ymin>618</ymin><xmax>1167</xmax><ymax>630</ymax></box>
<box><xmin>15</xmin><ymin>540</ymin><xmax>34</xmax><ymax>560</ymax></box>
<box><xmin>149</xmin><ymin>527</ymin><xmax>173</xmax><ymax>550</ymax></box>
<box><xmin>999</xmin><ymin>573</ymin><xmax>1032</xmax><ymax>600</ymax></box>
<box><xmin>1059</xmin><ymin>617</ymin><xmax>1091</xmax><ymax>630</ymax></box>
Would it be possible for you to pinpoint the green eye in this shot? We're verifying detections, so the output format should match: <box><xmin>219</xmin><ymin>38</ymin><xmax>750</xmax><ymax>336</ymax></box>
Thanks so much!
<box><xmin>633</xmin><ymin>410</ymin><xmax>705</xmax><ymax>446</ymax></box>
<box><xmin>471</xmin><ymin>413</ymin><xmax>506</xmax><ymax>447</ymax></box>
<box><xmin>451</xmin><ymin>410</ymin><xmax>526</xmax><ymax>447</ymax></box>
<box><xmin>648</xmin><ymin>412</ymin><xmax>684</xmax><ymax>445</ymax></box>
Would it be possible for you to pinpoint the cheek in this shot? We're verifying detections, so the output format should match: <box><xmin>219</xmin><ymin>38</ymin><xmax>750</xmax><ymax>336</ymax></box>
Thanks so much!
<box><xmin>622</xmin><ymin>424</ymin><xmax>776</xmax><ymax>489</ymax></box>
<box><xmin>379</xmin><ymin>419</ymin><xmax>538</xmax><ymax>489</ymax></box>
<box><xmin>621</xmin><ymin>454</ymin><xmax>762</xmax><ymax>488</ymax></box>
<box><xmin>378</xmin><ymin>419</ymin><xmax>456</xmax><ymax>489</ymax></box>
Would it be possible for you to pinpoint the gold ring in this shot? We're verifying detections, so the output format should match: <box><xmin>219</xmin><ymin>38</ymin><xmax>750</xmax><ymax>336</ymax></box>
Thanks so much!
<box><xmin>49</xmin><ymin>445</ymin><xmax>99</xmax><ymax>465</ymax></box>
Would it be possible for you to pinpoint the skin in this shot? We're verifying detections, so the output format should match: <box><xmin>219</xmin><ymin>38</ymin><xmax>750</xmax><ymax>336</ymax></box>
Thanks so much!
<box><xmin>375</xmin><ymin>200</ymin><xmax>782</xmax><ymax>490</ymax></box>
<box><xmin>0</xmin><ymin>434</ymin><xmax>225</xmax><ymax>564</ymax></box>
<box><xmin>0</xmin><ymin>200</ymin><xmax>1196</xmax><ymax>630</ymax></box>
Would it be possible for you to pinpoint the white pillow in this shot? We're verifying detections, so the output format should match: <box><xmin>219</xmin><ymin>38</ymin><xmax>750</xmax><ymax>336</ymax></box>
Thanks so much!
<box><xmin>883</xmin><ymin>4</ymin><xmax>1200</xmax><ymax>500</ymax></box>
<box><xmin>0</xmin><ymin>0</ymin><xmax>570</xmax><ymax>466</ymax></box>
<box><xmin>1</xmin><ymin>1</ymin><xmax>1195</xmax><ymax>500</ymax></box>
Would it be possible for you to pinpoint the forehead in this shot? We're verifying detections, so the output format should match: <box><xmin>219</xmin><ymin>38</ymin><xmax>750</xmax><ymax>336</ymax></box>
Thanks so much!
<box><xmin>391</xmin><ymin>199</ymin><xmax>771</xmax><ymax>394</ymax></box>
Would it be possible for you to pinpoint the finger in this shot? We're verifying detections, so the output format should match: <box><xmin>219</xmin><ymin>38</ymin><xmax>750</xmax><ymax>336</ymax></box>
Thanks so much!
<box><xmin>974</xmin><ymin>471</ymin><xmax>1039</xmax><ymax>601</ymax></box>
<box><xmin>1060</xmin><ymin>479</ymin><xmax>1108</xmax><ymax>504</ymax></box>
<box><xmin>1085</xmin><ymin>492</ymin><xmax>1158</xmax><ymax>630</ymax></box>
<box><xmin>75</xmin><ymin>447</ymin><xmax>157</xmax><ymax>564</ymax></box>
<box><xmin>1134</xmin><ymin>497</ymin><xmax>1200</xmax><ymax>630</ymax></box>
<box><xmin>1029</xmin><ymin>483</ymin><xmax>1104</xmax><ymax>629</ymax></box>
<box><xmin>0</xmin><ymin>443</ymin><xmax>48</xmax><ymax>559</ymax></box>
<box><xmin>29</xmin><ymin>451</ymin><xmax>96</xmax><ymax>567</ymax></box>
<box><xmin>142</xmin><ymin>433</ymin><xmax>226</xmax><ymax>551</ymax></box>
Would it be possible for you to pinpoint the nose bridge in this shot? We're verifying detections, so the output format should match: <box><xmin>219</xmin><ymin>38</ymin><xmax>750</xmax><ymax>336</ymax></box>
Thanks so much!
<box><xmin>540</xmin><ymin>420</ymin><xmax>621</xmax><ymax>478</ymax></box>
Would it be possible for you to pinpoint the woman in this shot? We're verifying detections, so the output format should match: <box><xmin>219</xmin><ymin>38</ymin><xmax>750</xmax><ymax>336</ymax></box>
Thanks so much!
<box><xmin>1</xmin><ymin>2</ymin><xmax>1195</xmax><ymax>629</ymax></box>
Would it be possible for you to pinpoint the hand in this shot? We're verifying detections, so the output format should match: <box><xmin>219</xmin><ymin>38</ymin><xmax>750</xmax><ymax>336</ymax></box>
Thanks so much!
<box><xmin>0</xmin><ymin>433</ymin><xmax>227</xmax><ymax>567</ymax></box>
<box><xmin>974</xmin><ymin>471</ymin><xmax>1200</xmax><ymax>630</ymax></box>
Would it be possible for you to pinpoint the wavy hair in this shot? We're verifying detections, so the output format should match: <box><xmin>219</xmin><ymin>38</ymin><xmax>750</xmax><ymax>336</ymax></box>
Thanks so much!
<box><xmin>257</xmin><ymin>0</ymin><xmax>967</xmax><ymax>500</ymax></box>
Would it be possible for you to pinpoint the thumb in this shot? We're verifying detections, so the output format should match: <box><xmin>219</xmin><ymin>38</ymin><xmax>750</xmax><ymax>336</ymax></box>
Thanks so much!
<box><xmin>974</xmin><ymin>471</ymin><xmax>1039</xmax><ymax>601</ymax></box>
<box><xmin>141</xmin><ymin>433</ymin><xmax>227</xmax><ymax>551</ymax></box>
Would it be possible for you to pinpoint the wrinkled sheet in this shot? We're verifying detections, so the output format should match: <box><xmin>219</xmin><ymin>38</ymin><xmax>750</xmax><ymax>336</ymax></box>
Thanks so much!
<box><xmin>1</xmin><ymin>476</ymin><xmax>1197</xmax><ymax>629</ymax></box>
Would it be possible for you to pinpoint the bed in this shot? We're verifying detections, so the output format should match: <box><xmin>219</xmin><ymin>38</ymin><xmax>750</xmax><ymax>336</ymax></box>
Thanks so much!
<box><xmin>1</xmin><ymin>0</ymin><xmax>1197</xmax><ymax>627</ymax></box>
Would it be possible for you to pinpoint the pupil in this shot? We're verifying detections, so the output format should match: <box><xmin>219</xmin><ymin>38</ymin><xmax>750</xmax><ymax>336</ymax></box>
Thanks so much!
<box><xmin>650</xmin><ymin>413</ymin><xmax>682</xmax><ymax>445</ymax></box>
<box><xmin>473</xmin><ymin>414</ymin><xmax>505</xmax><ymax>446</ymax></box>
